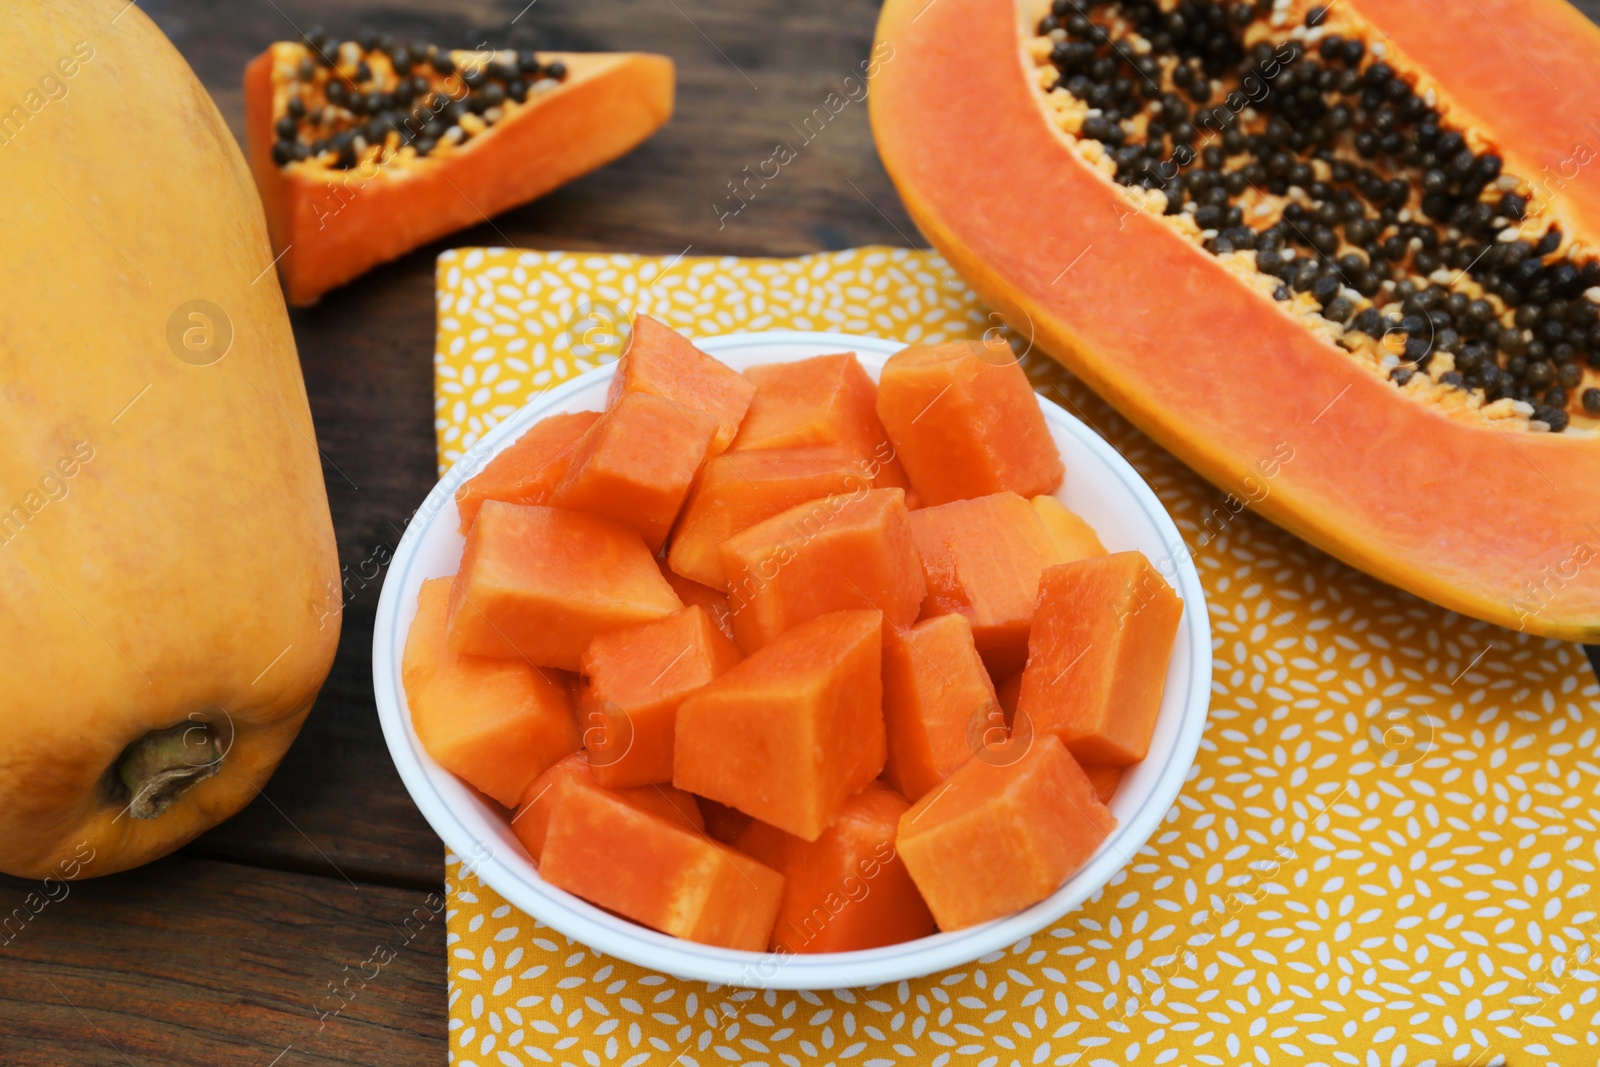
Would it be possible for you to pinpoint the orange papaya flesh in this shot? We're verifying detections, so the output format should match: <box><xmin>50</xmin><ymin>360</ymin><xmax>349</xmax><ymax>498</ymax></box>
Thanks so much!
<box><xmin>870</xmin><ymin>0</ymin><xmax>1600</xmax><ymax>640</ymax></box>
<box><xmin>403</xmin><ymin>579</ymin><xmax>579</xmax><ymax>807</ymax></box>
<box><xmin>1083</xmin><ymin>764</ymin><xmax>1123</xmax><ymax>806</ymax></box>
<box><xmin>668</xmin><ymin>445</ymin><xmax>865</xmax><ymax>590</ymax></box>
<box><xmin>455</xmin><ymin>411</ymin><xmax>599</xmax><ymax>532</ymax></box>
<box><xmin>994</xmin><ymin>670</ymin><xmax>1022</xmax><ymax>720</ymax></box>
<box><xmin>696</xmin><ymin>797</ymin><xmax>755</xmax><ymax>845</ymax></box>
<box><xmin>897</xmin><ymin>734</ymin><xmax>1115</xmax><ymax>931</ymax></box>
<box><xmin>540</xmin><ymin>776</ymin><xmax>784</xmax><ymax>951</ymax></box>
<box><xmin>882</xmin><ymin>615</ymin><xmax>1001</xmax><ymax>802</ymax></box>
<box><xmin>875</xmin><ymin>340</ymin><xmax>1063</xmax><ymax>506</ymax></box>
<box><xmin>607</xmin><ymin>314</ymin><xmax>756</xmax><ymax>453</ymax></box>
<box><xmin>548</xmin><ymin>392</ymin><xmax>718</xmax><ymax>552</ymax></box>
<box><xmin>1343</xmin><ymin>0</ymin><xmax>1600</xmax><ymax>243</ymax></box>
<box><xmin>732</xmin><ymin>354</ymin><xmax>911</xmax><ymax>489</ymax></box>
<box><xmin>720</xmin><ymin>488</ymin><xmax>926</xmax><ymax>654</ymax></box>
<box><xmin>1031</xmin><ymin>496</ymin><xmax>1106</xmax><ymax>562</ymax></box>
<box><xmin>908</xmin><ymin>491</ymin><xmax>1066</xmax><ymax>677</ymax></box>
<box><xmin>657</xmin><ymin>561</ymin><xmax>736</xmax><ymax>640</ymax></box>
<box><xmin>579</xmin><ymin>605</ymin><xmax>741</xmax><ymax>787</ymax></box>
<box><xmin>511</xmin><ymin>751</ymin><xmax>703</xmax><ymax>860</ymax></box>
<box><xmin>448</xmin><ymin>502</ymin><xmax>681</xmax><ymax>669</ymax></box>
<box><xmin>1018</xmin><ymin>552</ymin><xmax>1183</xmax><ymax>767</ymax></box>
<box><xmin>735</xmin><ymin>782</ymin><xmax>936</xmax><ymax>953</ymax></box>
<box><xmin>674</xmin><ymin>610</ymin><xmax>886</xmax><ymax>841</ymax></box>
<box><xmin>244</xmin><ymin>43</ymin><xmax>673</xmax><ymax>306</ymax></box>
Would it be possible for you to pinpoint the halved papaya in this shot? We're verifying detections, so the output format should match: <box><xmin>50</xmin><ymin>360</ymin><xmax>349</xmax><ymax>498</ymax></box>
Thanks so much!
<box><xmin>455</xmin><ymin>411</ymin><xmax>599</xmax><ymax>532</ymax></box>
<box><xmin>403</xmin><ymin>578</ymin><xmax>578</xmax><ymax>807</ymax></box>
<box><xmin>871</xmin><ymin>0</ymin><xmax>1600</xmax><ymax>638</ymax></box>
<box><xmin>511</xmin><ymin>751</ymin><xmax>703</xmax><ymax>860</ymax></box>
<box><xmin>609</xmin><ymin>315</ymin><xmax>756</xmax><ymax>453</ymax></box>
<box><xmin>735</xmin><ymin>782</ymin><xmax>936</xmax><ymax>953</ymax></box>
<box><xmin>244</xmin><ymin>36</ymin><xmax>673</xmax><ymax>305</ymax></box>
<box><xmin>733</xmin><ymin>354</ymin><xmax>911</xmax><ymax>489</ymax></box>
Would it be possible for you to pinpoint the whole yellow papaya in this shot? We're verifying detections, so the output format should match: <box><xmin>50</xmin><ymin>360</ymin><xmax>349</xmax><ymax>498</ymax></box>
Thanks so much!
<box><xmin>0</xmin><ymin>2</ymin><xmax>340</xmax><ymax>878</ymax></box>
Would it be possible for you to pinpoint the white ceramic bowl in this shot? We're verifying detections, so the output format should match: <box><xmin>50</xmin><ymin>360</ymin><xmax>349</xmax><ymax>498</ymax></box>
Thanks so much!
<box><xmin>373</xmin><ymin>330</ymin><xmax>1211</xmax><ymax>989</ymax></box>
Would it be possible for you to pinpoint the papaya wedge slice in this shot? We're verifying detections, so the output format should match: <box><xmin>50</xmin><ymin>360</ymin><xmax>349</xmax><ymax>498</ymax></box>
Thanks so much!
<box><xmin>245</xmin><ymin>37</ymin><xmax>673</xmax><ymax>305</ymax></box>
<box><xmin>870</xmin><ymin>0</ymin><xmax>1600</xmax><ymax>639</ymax></box>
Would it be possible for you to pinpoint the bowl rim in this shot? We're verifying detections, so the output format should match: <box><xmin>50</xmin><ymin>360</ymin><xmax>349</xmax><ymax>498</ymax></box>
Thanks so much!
<box><xmin>372</xmin><ymin>328</ymin><xmax>1212</xmax><ymax>989</ymax></box>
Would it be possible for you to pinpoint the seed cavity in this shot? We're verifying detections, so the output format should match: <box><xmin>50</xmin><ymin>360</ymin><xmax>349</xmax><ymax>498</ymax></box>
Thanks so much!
<box><xmin>1031</xmin><ymin>0</ymin><xmax>1599</xmax><ymax>433</ymax></box>
<box><xmin>269</xmin><ymin>27</ymin><xmax>569</xmax><ymax>173</ymax></box>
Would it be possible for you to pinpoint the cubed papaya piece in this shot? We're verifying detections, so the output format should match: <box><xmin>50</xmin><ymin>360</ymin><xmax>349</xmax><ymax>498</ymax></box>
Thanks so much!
<box><xmin>1083</xmin><ymin>765</ymin><xmax>1123</xmax><ymax>804</ymax></box>
<box><xmin>876</xmin><ymin>339</ymin><xmax>1063</xmax><ymax>506</ymax></box>
<box><xmin>454</xmin><ymin>411</ymin><xmax>600</xmax><ymax>533</ymax></box>
<box><xmin>1017</xmin><ymin>552</ymin><xmax>1183</xmax><ymax>766</ymax></box>
<box><xmin>674</xmin><ymin>610</ymin><xmax>886</xmax><ymax>841</ymax></box>
<box><xmin>547</xmin><ymin>392</ymin><xmax>718</xmax><ymax>552</ymax></box>
<box><xmin>540</xmin><ymin>779</ymin><xmax>784</xmax><ymax>950</ymax></box>
<box><xmin>731</xmin><ymin>354</ymin><xmax>910</xmax><ymax>488</ymax></box>
<box><xmin>403</xmin><ymin>578</ymin><xmax>579</xmax><ymax>806</ymax></box>
<box><xmin>607</xmin><ymin>313</ymin><xmax>755</xmax><ymax>453</ymax></box>
<box><xmin>1031</xmin><ymin>495</ymin><xmax>1107</xmax><ymax>561</ymax></box>
<box><xmin>735</xmin><ymin>782</ymin><xmax>935</xmax><ymax>953</ymax></box>
<box><xmin>668</xmin><ymin>445</ymin><xmax>865</xmax><ymax>590</ymax></box>
<box><xmin>882</xmin><ymin>615</ymin><xmax>1000</xmax><ymax>801</ymax></box>
<box><xmin>511</xmin><ymin>751</ymin><xmax>704</xmax><ymax>860</ymax></box>
<box><xmin>579</xmin><ymin>605</ymin><xmax>741</xmax><ymax>787</ymax></box>
<box><xmin>697</xmin><ymin>798</ymin><xmax>754</xmax><ymax>844</ymax></box>
<box><xmin>720</xmin><ymin>488</ymin><xmax>925</xmax><ymax>654</ymax></box>
<box><xmin>994</xmin><ymin>671</ymin><xmax>1022</xmax><ymax>718</ymax></box>
<box><xmin>657</xmin><ymin>560</ymin><xmax>735</xmax><ymax>640</ymax></box>
<box><xmin>908</xmin><ymin>491</ymin><xmax>1063</xmax><ymax>676</ymax></box>
<box><xmin>448</xmin><ymin>502</ymin><xmax>681</xmax><ymax>669</ymax></box>
<box><xmin>897</xmin><ymin>735</ymin><xmax>1115</xmax><ymax>931</ymax></box>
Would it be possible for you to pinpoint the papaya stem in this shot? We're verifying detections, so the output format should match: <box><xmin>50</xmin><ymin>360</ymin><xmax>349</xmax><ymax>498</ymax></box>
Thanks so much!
<box><xmin>116</xmin><ymin>722</ymin><xmax>222</xmax><ymax>820</ymax></box>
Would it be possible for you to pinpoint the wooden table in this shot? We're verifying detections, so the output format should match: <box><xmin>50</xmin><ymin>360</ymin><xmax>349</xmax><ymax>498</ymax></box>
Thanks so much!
<box><xmin>4</xmin><ymin>0</ymin><xmax>1599</xmax><ymax>1063</ymax></box>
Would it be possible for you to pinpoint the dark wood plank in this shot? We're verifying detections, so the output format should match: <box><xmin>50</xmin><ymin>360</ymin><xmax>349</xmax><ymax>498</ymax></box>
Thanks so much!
<box><xmin>0</xmin><ymin>857</ymin><xmax>445</xmax><ymax>1066</ymax></box>
<box><xmin>163</xmin><ymin>0</ymin><xmax>910</xmax><ymax>887</ymax></box>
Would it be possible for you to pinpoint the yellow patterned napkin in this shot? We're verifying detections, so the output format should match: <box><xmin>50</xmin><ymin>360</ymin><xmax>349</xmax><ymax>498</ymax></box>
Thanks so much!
<box><xmin>434</xmin><ymin>246</ymin><xmax>1600</xmax><ymax>1067</ymax></box>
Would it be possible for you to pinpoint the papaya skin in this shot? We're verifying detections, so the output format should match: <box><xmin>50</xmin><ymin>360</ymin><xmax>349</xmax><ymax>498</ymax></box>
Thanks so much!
<box><xmin>0</xmin><ymin>2</ymin><xmax>340</xmax><ymax>879</ymax></box>
<box><xmin>870</xmin><ymin>0</ymin><xmax>1600</xmax><ymax>640</ymax></box>
<box><xmin>244</xmin><ymin>47</ymin><xmax>675</xmax><ymax>306</ymax></box>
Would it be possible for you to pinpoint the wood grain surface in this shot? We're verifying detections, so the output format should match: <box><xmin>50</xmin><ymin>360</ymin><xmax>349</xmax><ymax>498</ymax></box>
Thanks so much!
<box><xmin>3</xmin><ymin>0</ymin><xmax>1599</xmax><ymax>1062</ymax></box>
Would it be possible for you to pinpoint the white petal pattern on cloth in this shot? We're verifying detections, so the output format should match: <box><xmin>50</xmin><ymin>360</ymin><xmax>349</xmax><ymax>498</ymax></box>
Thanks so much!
<box><xmin>434</xmin><ymin>245</ymin><xmax>1600</xmax><ymax>1067</ymax></box>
